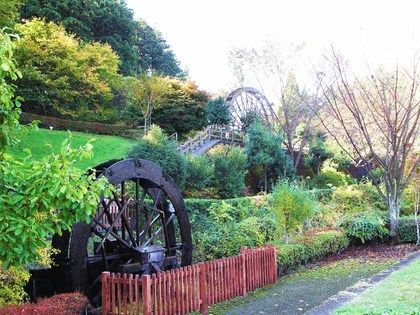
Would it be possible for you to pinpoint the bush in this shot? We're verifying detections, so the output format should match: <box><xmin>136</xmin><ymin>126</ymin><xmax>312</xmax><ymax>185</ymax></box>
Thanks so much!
<box><xmin>309</xmin><ymin>162</ymin><xmax>355</xmax><ymax>189</ymax></box>
<box><xmin>272</xmin><ymin>229</ymin><xmax>349</xmax><ymax>273</ymax></box>
<box><xmin>0</xmin><ymin>292</ymin><xmax>89</xmax><ymax>314</ymax></box>
<box><xmin>127</xmin><ymin>125</ymin><xmax>187</xmax><ymax>188</ymax></box>
<box><xmin>342</xmin><ymin>211</ymin><xmax>389</xmax><ymax>243</ymax></box>
<box><xmin>327</xmin><ymin>182</ymin><xmax>385</xmax><ymax>214</ymax></box>
<box><xmin>398</xmin><ymin>216</ymin><xmax>419</xmax><ymax>243</ymax></box>
<box><xmin>0</xmin><ymin>266</ymin><xmax>30</xmax><ymax>307</ymax></box>
<box><xmin>184</xmin><ymin>155</ymin><xmax>215</xmax><ymax>198</ymax></box>
<box><xmin>186</xmin><ymin>196</ymin><xmax>277</xmax><ymax>262</ymax></box>
<box><xmin>208</xmin><ymin>145</ymin><xmax>247</xmax><ymax>199</ymax></box>
<box><xmin>20</xmin><ymin>112</ymin><xmax>141</xmax><ymax>138</ymax></box>
<box><xmin>271</xmin><ymin>180</ymin><xmax>319</xmax><ymax>236</ymax></box>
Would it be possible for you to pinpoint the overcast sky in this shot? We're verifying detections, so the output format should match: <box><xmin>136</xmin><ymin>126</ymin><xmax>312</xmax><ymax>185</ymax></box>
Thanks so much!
<box><xmin>126</xmin><ymin>0</ymin><xmax>420</xmax><ymax>94</ymax></box>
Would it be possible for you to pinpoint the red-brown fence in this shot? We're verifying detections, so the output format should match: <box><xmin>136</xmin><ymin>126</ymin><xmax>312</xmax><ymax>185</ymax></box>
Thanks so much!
<box><xmin>101</xmin><ymin>246</ymin><xmax>277</xmax><ymax>315</ymax></box>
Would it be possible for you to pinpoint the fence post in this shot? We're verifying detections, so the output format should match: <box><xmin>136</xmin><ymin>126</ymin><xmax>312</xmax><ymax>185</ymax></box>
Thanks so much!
<box><xmin>101</xmin><ymin>272</ymin><xmax>110</xmax><ymax>315</ymax></box>
<box><xmin>273</xmin><ymin>246</ymin><xmax>278</xmax><ymax>282</ymax></box>
<box><xmin>142</xmin><ymin>275</ymin><xmax>152</xmax><ymax>315</ymax></box>
<box><xmin>240</xmin><ymin>253</ymin><xmax>247</xmax><ymax>296</ymax></box>
<box><xmin>199</xmin><ymin>263</ymin><xmax>208</xmax><ymax>314</ymax></box>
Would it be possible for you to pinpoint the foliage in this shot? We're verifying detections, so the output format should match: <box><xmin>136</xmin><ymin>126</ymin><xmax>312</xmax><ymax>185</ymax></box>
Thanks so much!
<box><xmin>0</xmin><ymin>292</ymin><xmax>90</xmax><ymax>314</ymax></box>
<box><xmin>136</xmin><ymin>19</ymin><xmax>184</xmax><ymax>77</ymax></box>
<box><xmin>204</xmin><ymin>97</ymin><xmax>231</xmax><ymax>126</ymax></box>
<box><xmin>272</xmin><ymin>229</ymin><xmax>349</xmax><ymax>273</ymax></box>
<box><xmin>245</xmin><ymin>121</ymin><xmax>295</xmax><ymax>192</ymax></box>
<box><xmin>325</xmin><ymin>182</ymin><xmax>385</xmax><ymax>215</ymax></box>
<box><xmin>342</xmin><ymin>211</ymin><xmax>389</xmax><ymax>243</ymax></box>
<box><xmin>397</xmin><ymin>216</ymin><xmax>418</xmax><ymax>243</ymax></box>
<box><xmin>0</xmin><ymin>265</ymin><xmax>30</xmax><ymax>307</ymax></box>
<box><xmin>19</xmin><ymin>112</ymin><xmax>141</xmax><ymax>138</ymax></box>
<box><xmin>271</xmin><ymin>180</ymin><xmax>318</xmax><ymax>235</ymax></box>
<box><xmin>304</xmin><ymin>132</ymin><xmax>333</xmax><ymax>175</ymax></box>
<box><xmin>21</xmin><ymin>0</ymin><xmax>183</xmax><ymax>77</ymax></box>
<box><xmin>120</xmin><ymin>74</ymin><xmax>171</xmax><ymax>129</ymax></box>
<box><xmin>153</xmin><ymin>80</ymin><xmax>208</xmax><ymax>136</ymax></box>
<box><xmin>14</xmin><ymin>19</ymin><xmax>120</xmax><ymax>121</ymax></box>
<box><xmin>184</xmin><ymin>155</ymin><xmax>215</xmax><ymax>198</ymax></box>
<box><xmin>8</xmin><ymin>128</ymin><xmax>135</xmax><ymax>170</ymax></box>
<box><xmin>0</xmin><ymin>141</ymin><xmax>111</xmax><ymax>267</ymax></box>
<box><xmin>0</xmin><ymin>29</ymin><xmax>22</xmax><ymax>157</ymax></box>
<box><xmin>0</xmin><ymin>0</ymin><xmax>22</xmax><ymax>28</ymax></box>
<box><xmin>190</xmin><ymin>196</ymin><xmax>277</xmax><ymax>262</ymax></box>
<box><xmin>207</xmin><ymin>145</ymin><xmax>247</xmax><ymax>199</ymax></box>
<box><xmin>126</xmin><ymin>125</ymin><xmax>187</xmax><ymax>188</ymax></box>
<box><xmin>308</xmin><ymin>161</ymin><xmax>355</xmax><ymax>189</ymax></box>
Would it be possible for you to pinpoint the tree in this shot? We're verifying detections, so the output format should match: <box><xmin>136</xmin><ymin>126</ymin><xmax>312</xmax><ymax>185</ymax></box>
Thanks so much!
<box><xmin>229</xmin><ymin>43</ymin><xmax>322</xmax><ymax>170</ymax></box>
<box><xmin>245</xmin><ymin>121</ymin><xmax>295</xmax><ymax>192</ymax></box>
<box><xmin>14</xmin><ymin>19</ymin><xmax>120</xmax><ymax>121</ymax></box>
<box><xmin>317</xmin><ymin>50</ymin><xmax>420</xmax><ymax>240</ymax></box>
<box><xmin>122</xmin><ymin>74</ymin><xmax>171</xmax><ymax>131</ymax></box>
<box><xmin>136</xmin><ymin>20</ymin><xmax>184</xmax><ymax>77</ymax></box>
<box><xmin>205</xmin><ymin>97</ymin><xmax>231</xmax><ymax>126</ymax></box>
<box><xmin>21</xmin><ymin>0</ymin><xmax>184</xmax><ymax>77</ymax></box>
<box><xmin>153</xmin><ymin>80</ymin><xmax>208</xmax><ymax>135</ymax></box>
<box><xmin>304</xmin><ymin>132</ymin><xmax>334</xmax><ymax>175</ymax></box>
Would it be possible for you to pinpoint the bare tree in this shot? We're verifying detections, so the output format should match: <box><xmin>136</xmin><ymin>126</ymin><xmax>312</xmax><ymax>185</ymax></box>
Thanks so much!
<box><xmin>317</xmin><ymin>50</ymin><xmax>420</xmax><ymax>240</ymax></box>
<box><xmin>229</xmin><ymin>42</ymin><xmax>322</xmax><ymax>169</ymax></box>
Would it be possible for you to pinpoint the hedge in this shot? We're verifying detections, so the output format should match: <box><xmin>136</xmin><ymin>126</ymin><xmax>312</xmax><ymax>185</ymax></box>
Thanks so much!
<box><xmin>20</xmin><ymin>112</ymin><xmax>141</xmax><ymax>139</ymax></box>
<box><xmin>272</xmin><ymin>229</ymin><xmax>349</xmax><ymax>273</ymax></box>
<box><xmin>398</xmin><ymin>216</ymin><xmax>419</xmax><ymax>243</ymax></box>
<box><xmin>0</xmin><ymin>292</ymin><xmax>89</xmax><ymax>315</ymax></box>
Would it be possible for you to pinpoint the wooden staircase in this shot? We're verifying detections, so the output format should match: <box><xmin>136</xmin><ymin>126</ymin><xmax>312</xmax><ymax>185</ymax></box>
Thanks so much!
<box><xmin>178</xmin><ymin>125</ymin><xmax>244</xmax><ymax>155</ymax></box>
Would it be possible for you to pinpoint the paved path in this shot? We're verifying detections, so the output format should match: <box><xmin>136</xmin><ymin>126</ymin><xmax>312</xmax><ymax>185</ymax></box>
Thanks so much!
<box><xmin>306</xmin><ymin>250</ymin><xmax>419</xmax><ymax>315</ymax></box>
<box><xmin>216</xmin><ymin>250</ymin><xmax>419</xmax><ymax>315</ymax></box>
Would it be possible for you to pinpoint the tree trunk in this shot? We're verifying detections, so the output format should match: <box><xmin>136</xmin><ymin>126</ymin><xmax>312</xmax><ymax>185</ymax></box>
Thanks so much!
<box><xmin>388</xmin><ymin>198</ymin><xmax>401</xmax><ymax>243</ymax></box>
<box><xmin>264</xmin><ymin>164</ymin><xmax>268</xmax><ymax>193</ymax></box>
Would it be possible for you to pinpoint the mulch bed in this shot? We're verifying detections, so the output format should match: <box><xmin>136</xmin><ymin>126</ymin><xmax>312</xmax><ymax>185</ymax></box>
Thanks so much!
<box><xmin>320</xmin><ymin>243</ymin><xmax>418</xmax><ymax>265</ymax></box>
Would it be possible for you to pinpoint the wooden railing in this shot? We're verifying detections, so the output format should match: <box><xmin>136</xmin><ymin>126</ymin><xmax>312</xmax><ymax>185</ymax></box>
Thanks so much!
<box><xmin>178</xmin><ymin>125</ymin><xmax>244</xmax><ymax>154</ymax></box>
<box><xmin>101</xmin><ymin>246</ymin><xmax>277</xmax><ymax>315</ymax></box>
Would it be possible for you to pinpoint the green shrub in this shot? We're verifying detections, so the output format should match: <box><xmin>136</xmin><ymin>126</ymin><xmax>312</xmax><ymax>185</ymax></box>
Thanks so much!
<box><xmin>127</xmin><ymin>125</ymin><xmax>187</xmax><ymax>188</ymax></box>
<box><xmin>342</xmin><ymin>211</ymin><xmax>389</xmax><ymax>243</ymax></box>
<box><xmin>327</xmin><ymin>182</ymin><xmax>385</xmax><ymax>214</ymax></box>
<box><xmin>0</xmin><ymin>266</ymin><xmax>30</xmax><ymax>307</ymax></box>
<box><xmin>309</xmin><ymin>163</ymin><xmax>355</xmax><ymax>189</ymax></box>
<box><xmin>272</xmin><ymin>229</ymin><xmax>349</xmax><ymax>273</ymax></box>
<box><xmin>400</xmin><ymin>183</ymin><xmax>417</xmax><ymax>216</ymax></box>
<box><xmin>205</xmin><ymin>97</ymin><xmax>231</xmax><ymax>126</ymax></box>
<box><xmin>208</xmin><ymin>145</ymin><xmax>247</xmax><ymax>199</ymax></box>
<box><xmin>398</xmin><ymin>216</ymin><xmax>418</xmax><ymax>243</ymax></box>
<box><xmin>272</xmin><ymin>180</ymin><xmax>319</xmax><ymax>236</ymax></box>
<box><xmin>184</xmin><ymin>155</ymin><xmax>215</xmax><ymax>198</ymax></box>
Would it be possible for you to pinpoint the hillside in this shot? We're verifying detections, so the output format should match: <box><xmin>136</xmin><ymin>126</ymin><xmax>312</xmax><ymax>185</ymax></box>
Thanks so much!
<box><xmin>8</xmin><ymin>128</ymin><xmax>136</xmax><ymax>170</ymax></box>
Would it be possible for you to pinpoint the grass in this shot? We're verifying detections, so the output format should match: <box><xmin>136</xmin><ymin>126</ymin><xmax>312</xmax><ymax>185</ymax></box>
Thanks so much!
<box><xmin>208</xmin><ymin>258</ymin><xmax>395</xmax><ymax>314</ymax></box>
<box><xmin>335</xmin><ymin>259</ymin><xmax>420</xmax><ymax>315</ymax></box>
<box><xmin>8</xmin><ymin>127</ymin><xmax>136</xmax><ymax>169</ymax></box>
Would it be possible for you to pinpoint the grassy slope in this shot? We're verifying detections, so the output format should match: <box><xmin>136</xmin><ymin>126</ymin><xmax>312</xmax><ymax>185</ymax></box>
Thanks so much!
<box><xmin>336</xmin><ymin>259</ymin><xmax>420</xmax><ymax>315</ymax></box>
<box><xmin>8</xmin><ymin>128</ymin><xmax>135</xmax><ymax>169</ymax></box>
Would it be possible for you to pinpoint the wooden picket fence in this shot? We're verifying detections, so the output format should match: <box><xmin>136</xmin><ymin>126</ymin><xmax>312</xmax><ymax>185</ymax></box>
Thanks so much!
<box><xmin>101</xmin><ymin>246</ymin><xmax>277</xmax><ymax>315</ymax></box>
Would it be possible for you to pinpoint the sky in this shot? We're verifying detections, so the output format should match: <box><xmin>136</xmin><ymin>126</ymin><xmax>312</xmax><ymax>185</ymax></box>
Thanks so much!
<box><xmin>126</xmin><ymin>0</ymin><xmax>420</xmax><ymax>95</ymax></box>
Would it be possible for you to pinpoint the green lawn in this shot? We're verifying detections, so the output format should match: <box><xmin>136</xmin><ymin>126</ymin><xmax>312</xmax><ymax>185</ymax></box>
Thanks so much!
<box><xmin>8</xmin><ymin>127</ymin><xmax>136</xmax><ymax>169</ymax></box>
<box><xmin>335</xmin><ymin>259</ymin><xmax>420</xmax><ymax>315</ymax></box>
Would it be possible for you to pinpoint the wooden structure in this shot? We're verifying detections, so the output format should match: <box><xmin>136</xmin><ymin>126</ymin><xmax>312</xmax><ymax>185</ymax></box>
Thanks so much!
<box><xmin>101</xmin><ymin>246</ymin><xmax>277</xmax><ymax>315</ymax></box>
